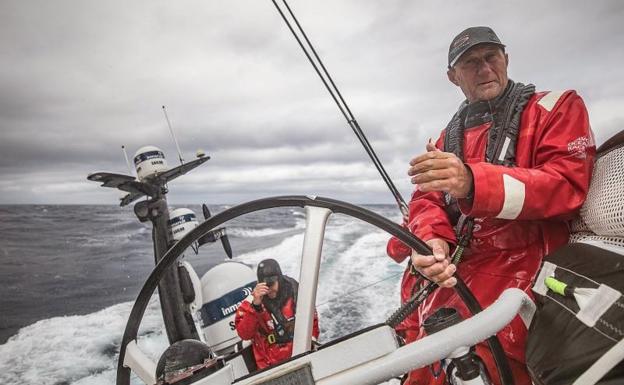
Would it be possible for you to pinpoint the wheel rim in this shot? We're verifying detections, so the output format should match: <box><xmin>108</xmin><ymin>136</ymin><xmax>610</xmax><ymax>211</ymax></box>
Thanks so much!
<box><xmin>116</xmin><ymin>195</ymin><xmax>514</xmax><ymax>385</ymax></box>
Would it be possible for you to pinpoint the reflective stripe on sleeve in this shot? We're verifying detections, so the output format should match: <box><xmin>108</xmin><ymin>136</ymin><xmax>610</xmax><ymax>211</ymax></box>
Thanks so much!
<box><xmin>496</xmin><ymin>174</ymin><xmax>526</xmax><ymax>219</ymax></box>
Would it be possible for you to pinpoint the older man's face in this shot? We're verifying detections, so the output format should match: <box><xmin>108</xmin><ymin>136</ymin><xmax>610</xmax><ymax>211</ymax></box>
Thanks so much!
<box><xmin>447</xmin><ymin>44</ymin><xmax>509</xmax><ymax>103</ymax></box>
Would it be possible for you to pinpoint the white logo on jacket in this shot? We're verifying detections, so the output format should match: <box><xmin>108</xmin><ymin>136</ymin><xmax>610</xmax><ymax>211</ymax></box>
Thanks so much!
<box><xmin>568</xmin><ymin>136</ymin><xmax>592</xmax><ymax>159</ymax></box>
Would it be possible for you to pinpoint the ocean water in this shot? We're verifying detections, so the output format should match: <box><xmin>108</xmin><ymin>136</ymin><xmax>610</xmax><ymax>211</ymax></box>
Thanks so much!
<box><xmin>0</xmin><ymin>203</ymin><xmax>406</xmax><ymax>385</ymax></box>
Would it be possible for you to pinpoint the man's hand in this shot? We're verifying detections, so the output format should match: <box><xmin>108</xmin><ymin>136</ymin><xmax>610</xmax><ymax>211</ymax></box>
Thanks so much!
<box><xmin>408</xmin><ymin>141</ymin><xmax>473</xmax><ymax>199</ymax></box>
<box><xmin>411</xmin><ymin>238</ymin><xmax>457</xmax><ymax>288</ymax></box>
<box><xmin>252</xmin><ymin>283</ymin><xmax>269</xmax><ymax>305</ymax></box>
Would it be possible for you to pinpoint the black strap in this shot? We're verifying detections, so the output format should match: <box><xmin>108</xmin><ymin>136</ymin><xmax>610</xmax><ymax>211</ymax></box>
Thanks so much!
<box><xmin>442</xmin><ymin>80</ymin><xmax>535</xmax><ymax>228</ymax></box>
<box><xmin>486</xmin><ymin>81</ymin><xmax>536</xmax><ymax>165</ymax></box>
<box><xmin>444</xmin><ymin>80</ymin><xmax>535</xmax><ymax>166</ymax></box>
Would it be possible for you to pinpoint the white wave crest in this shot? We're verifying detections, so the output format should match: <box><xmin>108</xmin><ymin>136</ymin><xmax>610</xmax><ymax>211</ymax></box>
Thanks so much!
<box><xmin>0</xmin><ymin>297</ymin><xmax>167</xmax><ymax>385</ymax></box>
<box><xmin>227</xmin><ymin>226</ymin><xmax>300</xmax><ymax>238</ymax></box>
<box><xmin>317</xmin><ymin>230</ymin><xmax>404</xmax><ymax>337</ymax></box>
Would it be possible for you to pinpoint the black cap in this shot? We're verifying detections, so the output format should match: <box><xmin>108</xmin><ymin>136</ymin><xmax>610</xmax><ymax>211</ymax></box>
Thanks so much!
<box><xmin>448</xmin><ymin>26</ymin><xmax>505</xmax><ymax>68</ymax></box>
<box><xmin>257</xmin><ymin>258</ymin><xmax>282</xmax><ymax>284</ymax></box>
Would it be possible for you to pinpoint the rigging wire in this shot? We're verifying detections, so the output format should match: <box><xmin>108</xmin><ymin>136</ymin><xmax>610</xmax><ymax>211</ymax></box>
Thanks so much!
<box><xmin>315</xmin><ymin>271</ymin><xmax>404</xmax><ymax>309</ymax></box>
<box><xmin>270</xmin><ymin>0</ymin><xmax>409</xmax><ymax>219</ymax></box>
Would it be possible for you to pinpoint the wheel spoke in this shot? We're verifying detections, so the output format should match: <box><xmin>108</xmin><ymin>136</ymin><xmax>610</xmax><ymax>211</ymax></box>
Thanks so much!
<box><xmin>292</xmin><ymin>205</ymin><xmax>332</xmax><ymax>355</ymax></box>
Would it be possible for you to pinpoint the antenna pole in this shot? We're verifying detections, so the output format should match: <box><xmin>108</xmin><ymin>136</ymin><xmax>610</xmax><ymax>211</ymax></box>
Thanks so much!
<box><xmin>121</xmin><ymin>145</ymin><xmax>134</xmax><ymax>176</ymax></box>
<box><xmin>162</xmin><ymin>105</ymin><xmax>185</xmax><ymax>165</ymax></box>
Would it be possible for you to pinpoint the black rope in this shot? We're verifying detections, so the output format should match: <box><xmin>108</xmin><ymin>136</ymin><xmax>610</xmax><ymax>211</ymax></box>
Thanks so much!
<box><xmin>386</xmin><ymin>280</ymin><xmax>436</xmax><ymax>328</ymax></box>
<box><xmin>280</xmin><ymin>0</ymin><xmax>354</xmax><ymax>120</ymax></box>
<box><xmin>270</xmin><ymin>0</ymin><xmax>409</xmax><ymax>219</ymax></box>
<box><xmin>280</xmin><ymin>0</ymin><xmax>404</xmax><ymax>212</ymax></box>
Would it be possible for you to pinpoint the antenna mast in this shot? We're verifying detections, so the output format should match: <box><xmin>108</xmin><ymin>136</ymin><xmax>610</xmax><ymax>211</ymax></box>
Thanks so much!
<box><xmin>162</xmin><ymin>105</ymin><xmax>185</xmax><ymax>165</ymax></box>
<box><xmin>121</xmin><ymin>145</ymin><xmax>134</xmax><ymax>176</ymax></box>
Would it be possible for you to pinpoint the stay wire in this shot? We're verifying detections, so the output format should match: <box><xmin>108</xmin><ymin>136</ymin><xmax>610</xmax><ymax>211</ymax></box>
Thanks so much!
<box><xmin>280</xmin><ymin>0</ymin><xmax>354</xmax><ymax>121</ymax></box>
<box><xmin>270</xmin><ymin>0</ymin><xmax>349</xmax><ymax>123</ymax></box>
<box><xmin>315</xmin><ymin>271</ymin><xmax>404</xmax><ymax>309</ymax></box>
<box><xmin>271</xmin><ymin>0</ymin><xmax>409</xmax><ymax>219</ymax></box>
<box><xmin>281</xmin><ymin>0</ymin><xmax>408</xmax><ymax>217</ymax></box>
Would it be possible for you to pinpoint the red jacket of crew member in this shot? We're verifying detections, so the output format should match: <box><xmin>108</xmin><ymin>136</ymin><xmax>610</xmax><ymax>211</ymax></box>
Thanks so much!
<box><xmin>235</xmin><ymin>259</ymin><xmax>320</xmax><ymax>370</ymax></box>
<box><xmin>388</xmin><ymin>88</ymin><xmax>594</xmax><ymax>384</ymax></box>
<box><xmin>387</xmin><ymin>27</ymin><xmax>594</xmax><ymax>385</ymax></box>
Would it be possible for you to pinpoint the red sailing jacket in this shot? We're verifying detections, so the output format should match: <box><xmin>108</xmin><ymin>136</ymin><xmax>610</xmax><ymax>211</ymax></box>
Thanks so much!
<box><xmin>235</xmin><ymin>292</ymin><xmax>320</xmax><ymax>370</ymax></box>
<box><xmin>387</xmin><ymin>90</ymin><xmax>595</xmax><ymax>385</ymax></box>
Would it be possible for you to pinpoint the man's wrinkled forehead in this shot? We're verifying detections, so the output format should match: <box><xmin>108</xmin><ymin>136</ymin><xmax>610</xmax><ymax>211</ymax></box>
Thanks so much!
<box><xmin>455</xmin><ymin>43</ymin><xmax>505</xmax><ymax>64</ymax></box>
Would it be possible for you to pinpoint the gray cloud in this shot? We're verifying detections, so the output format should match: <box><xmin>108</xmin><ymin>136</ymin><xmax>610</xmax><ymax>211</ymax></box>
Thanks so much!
<box><xmin>1</xmin><ymin>0</ymin><xmax>622</xmax><ymax>205</ymax></box>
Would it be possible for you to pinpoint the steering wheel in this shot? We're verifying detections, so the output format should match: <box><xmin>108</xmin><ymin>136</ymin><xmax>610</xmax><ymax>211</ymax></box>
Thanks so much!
<box><xmin>116</xmin><ymin>195</ymin><xmax>513</xmax><ymax>385</ymax></box>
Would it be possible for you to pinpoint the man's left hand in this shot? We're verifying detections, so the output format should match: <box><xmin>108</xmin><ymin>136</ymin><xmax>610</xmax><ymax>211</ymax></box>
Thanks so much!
<box><xmin>408</xmin><ymin>143</ymin><xmax>473</xmax><ymax>199</ymax></box>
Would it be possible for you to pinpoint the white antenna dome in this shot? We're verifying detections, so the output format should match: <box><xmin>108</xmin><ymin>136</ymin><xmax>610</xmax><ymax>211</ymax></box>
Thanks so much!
<box><xmin>133</xmin><ymin>145</ymin><xmax>168</xmax><ymax>181</ymax></box>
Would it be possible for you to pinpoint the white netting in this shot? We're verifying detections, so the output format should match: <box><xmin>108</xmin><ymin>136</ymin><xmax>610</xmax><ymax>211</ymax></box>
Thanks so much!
<box><xmin>579</xmin><ymin>145</ymin><xmax>624</xmax><ymax>237</ymax></box>
<box><xmin>569</xmin><ymin>232</ymin><xmax>624</xmax><ymax>250</ymax></box>
<box><xmin>570</xmin><ymin>215</ymin><xmax>591</xmax><ymax>233</ymax></box>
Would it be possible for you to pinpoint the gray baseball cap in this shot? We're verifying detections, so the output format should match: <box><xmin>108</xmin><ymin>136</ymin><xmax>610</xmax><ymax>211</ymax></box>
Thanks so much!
<box><xmin>448</xmin><ymin>26</ymin><xmax>505</xmax><ymax>68</ymax></box>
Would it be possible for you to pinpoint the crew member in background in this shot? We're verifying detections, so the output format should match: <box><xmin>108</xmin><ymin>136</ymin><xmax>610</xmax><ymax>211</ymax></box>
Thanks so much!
<box><xmin>387</xmin><ymin>26</ymin><xmax>594</xmax><ymax>384</ymax></box>
<box><xmin>235</xmin><ymin>258</ymin><xmax>320</xmax><ymax>369</ymax></box>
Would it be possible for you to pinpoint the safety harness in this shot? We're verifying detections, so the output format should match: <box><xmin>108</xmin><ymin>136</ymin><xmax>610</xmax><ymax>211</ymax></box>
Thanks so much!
<box><xmin>443</xmin><ymin>80</ymin><xmax>535</xmax><ymax>235</ymax></box>
<box><xmin>258</xmin><ymin>276</ymin><xmax>299</xmax><ymax>345</ymax></box>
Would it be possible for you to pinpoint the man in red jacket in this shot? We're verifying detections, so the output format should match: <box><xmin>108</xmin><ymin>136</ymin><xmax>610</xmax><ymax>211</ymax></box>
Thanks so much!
<box><xmin>387</xmin><ymin>26</ymin><xmax>595</xmax><ymax>384</ymax></box>
<box><xmin>234</xmin><ymin>259</ymin><xmax>320</xmax><ymax>370</ymax></box>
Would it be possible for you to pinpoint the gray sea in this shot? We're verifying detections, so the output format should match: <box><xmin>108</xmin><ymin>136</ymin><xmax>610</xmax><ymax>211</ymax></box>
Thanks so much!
<box><xmin>0</xmin><ymin>203</ymin><xmax>405</xmax><ymax>385</ymax></box>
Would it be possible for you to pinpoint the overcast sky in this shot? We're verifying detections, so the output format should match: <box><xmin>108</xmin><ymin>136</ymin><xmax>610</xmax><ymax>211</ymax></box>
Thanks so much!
<box><xmin>1</xmin><ymin>0</ymin><xmax>623</xmax><ymax>206</ymax></box>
